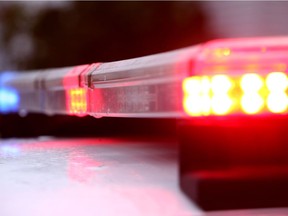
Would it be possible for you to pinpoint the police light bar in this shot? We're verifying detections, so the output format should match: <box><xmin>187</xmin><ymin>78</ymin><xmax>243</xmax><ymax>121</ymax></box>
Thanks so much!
<box><xmin>0</xmin><ymin>37</ymin><xmax>288</xmax><ymax>118</ymax></box>
<box><xmin>2</xmin><ymin>37</ymin><xmax>288</xmax><ymax>211</ymax></box>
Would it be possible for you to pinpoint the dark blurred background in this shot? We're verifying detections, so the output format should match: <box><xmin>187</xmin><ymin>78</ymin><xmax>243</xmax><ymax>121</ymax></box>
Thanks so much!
<box><xmin>0</xmin><ymin>1</ymin><xmax>211</xmax><ymax>71</ymax></box>
<box><xmin>1</xmin><ymin>1</ymin><xmax>288</xmax><ymax>138</ymax></box>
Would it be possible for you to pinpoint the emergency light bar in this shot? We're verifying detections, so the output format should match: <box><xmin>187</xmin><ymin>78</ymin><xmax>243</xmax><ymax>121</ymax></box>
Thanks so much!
<box><xmin>2</xmin><ymin>37</ymin><xmax>288</xmax><ymax>211</ymax></box>
<box><xmin>1</xmin><ymin>37</ymin><xmax>288</xmax><ymax>119</ymax></box>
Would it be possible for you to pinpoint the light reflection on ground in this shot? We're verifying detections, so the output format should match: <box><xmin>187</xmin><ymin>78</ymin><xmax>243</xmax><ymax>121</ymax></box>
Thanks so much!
<box><xmin>0</xmin><ymin>137</ymin><xmax>287</xmax><ymax>216</ymax></box>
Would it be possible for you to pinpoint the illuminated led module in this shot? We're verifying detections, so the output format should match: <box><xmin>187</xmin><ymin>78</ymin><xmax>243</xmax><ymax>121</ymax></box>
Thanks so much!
<box><xmin>183</xmin><ymin>37</ymin><xmax>288</xmax><ymax>117</ymax></box>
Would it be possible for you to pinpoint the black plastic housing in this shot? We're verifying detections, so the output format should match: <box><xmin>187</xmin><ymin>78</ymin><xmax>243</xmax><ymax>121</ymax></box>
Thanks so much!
<box><xmin>178</xmin><ymin>117</ymin><xmax>288</xmax><ymax>210</ymax></box>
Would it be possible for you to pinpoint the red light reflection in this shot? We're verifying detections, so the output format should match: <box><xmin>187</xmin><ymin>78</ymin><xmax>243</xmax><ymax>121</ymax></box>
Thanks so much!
<box><xmin>68</xmin><ymin>151</ymin><xmax>104</xmax><ymax>183</ymax></box>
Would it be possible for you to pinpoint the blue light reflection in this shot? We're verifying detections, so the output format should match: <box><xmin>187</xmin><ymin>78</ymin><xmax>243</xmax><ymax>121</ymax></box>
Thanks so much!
<box><xmin>0</xmin><ymin>145</ymin><xmax>21</xmax><ymax>158</ymax></box>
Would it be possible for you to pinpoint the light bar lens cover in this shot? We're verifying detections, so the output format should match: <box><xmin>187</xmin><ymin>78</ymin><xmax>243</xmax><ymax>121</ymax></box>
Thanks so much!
<box><xmin>2</xmin><ymin>37</ymin><xmax>288</xmax><ymax>118</ymax></box>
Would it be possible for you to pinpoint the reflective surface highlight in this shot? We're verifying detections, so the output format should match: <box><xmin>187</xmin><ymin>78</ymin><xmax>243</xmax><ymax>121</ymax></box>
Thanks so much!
<box><xmin>0</xmin><ymin>137</ymin><xmax>200</xmax><ymax>216</ymax></box>
<box><xmin>0</xmin><ymin>137</ymin><xmax>287</xmax><ymax>215</ymax></box>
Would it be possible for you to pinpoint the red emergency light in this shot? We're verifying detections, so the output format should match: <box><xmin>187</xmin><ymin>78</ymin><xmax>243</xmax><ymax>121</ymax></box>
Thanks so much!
<box><xmin>183</xmin><ymin>37</ymin><xmax>288</xmax><ymax>117</ymax></box>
